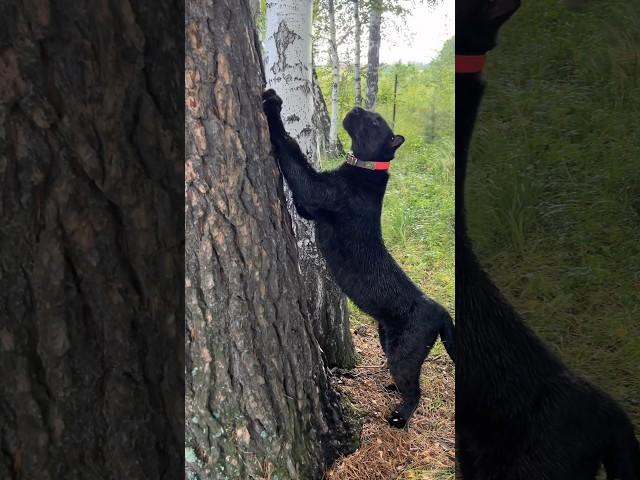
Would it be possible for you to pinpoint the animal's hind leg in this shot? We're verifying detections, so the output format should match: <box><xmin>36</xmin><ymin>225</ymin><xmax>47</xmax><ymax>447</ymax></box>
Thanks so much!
<box><xmin>386</xmin><ymin>324</ymin><xmax>439</xmax><ymax>428</ymax></box>
<box><xmin>377</xmin><ymin>324</ymin><xmax>398</xmax><ymax>392</ymax></box>
<box><xmin>378</xmin><ymin>323</ymin><xmax>389</xmax><ymax>357</ymax></box>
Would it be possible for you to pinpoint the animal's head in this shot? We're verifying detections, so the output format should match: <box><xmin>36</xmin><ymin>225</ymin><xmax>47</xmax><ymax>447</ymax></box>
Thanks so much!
<box><xmin>456</xmin><ymin>0</ymin><xmax>521</xmax><ymax>54</ymax></box>
<box><xmin>342</xmin><ymin>107</ymin><xmax>405</xmax><ymax>162</ymax></box>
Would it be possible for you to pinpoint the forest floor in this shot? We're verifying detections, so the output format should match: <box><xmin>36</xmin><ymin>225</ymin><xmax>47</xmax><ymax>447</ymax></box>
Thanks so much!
<box><xmin>325</xmin><ymin>324</ymin><xmax>455</xmax><ymax>480</ymax></box>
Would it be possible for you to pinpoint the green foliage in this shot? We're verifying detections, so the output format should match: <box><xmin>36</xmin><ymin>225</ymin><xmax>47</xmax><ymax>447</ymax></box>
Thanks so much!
<box><xmin>402</xmin><ymin>466</ymin><xmax>455</xmax><ymax>480</ymax></box>
<box><xmin>317</xmin><ymin>39</ymin><xmax>454</xmax><ymax>358</ymax></box>
<box><xmin>317</xmin><ymin>36</ymin><xmax>454</xmax><ymax>149</ymax></box>
<box><xmin>257</xmin><ymin>0</ymin><xmax>267</xmax><ymax>41</ymax></box>
<box><xmin>467</xmin><ymin>0</ymin><xmax>640</xmax><ymax>426</ymax></box>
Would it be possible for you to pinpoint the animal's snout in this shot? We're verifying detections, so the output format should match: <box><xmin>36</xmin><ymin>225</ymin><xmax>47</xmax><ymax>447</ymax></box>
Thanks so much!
<box><xmin>344</xmin><ymin>107</ymin><xmax>364</xmax><ymax>125</ymax></box>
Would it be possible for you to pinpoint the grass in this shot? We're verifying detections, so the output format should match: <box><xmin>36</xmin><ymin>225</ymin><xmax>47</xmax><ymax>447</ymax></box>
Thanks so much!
<box><xmin>318</xmin><ymin>40</ymin><xmax>454</xmax><ymax>479</ymax></box>
<box><xmin>320</xmin><ymin>139</ymin><xmax>454</xmax><ymax>351</ymax></box>
<box><xmin>467</xmin><ymin>0</ymin><xmax>640</xmax><ymax>431</ymax></box>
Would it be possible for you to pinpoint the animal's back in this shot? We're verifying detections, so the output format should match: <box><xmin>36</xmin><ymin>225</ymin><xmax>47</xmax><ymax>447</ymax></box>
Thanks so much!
<box><xmin>316</xmin><ymin>217</ymin><xmax>424</xmax><ymax>320</ymax></box>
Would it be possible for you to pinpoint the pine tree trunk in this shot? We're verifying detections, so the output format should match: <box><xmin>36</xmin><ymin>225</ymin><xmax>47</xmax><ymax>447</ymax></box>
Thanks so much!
<box><xmin>327</xmin><ymin>0</ymin><xmax>341</xmax><ymax>154</ymax></box>
<box><xmin>264</xmin><ymin>0</ymin><xmax>355</xmax><ymax>368</ymax></box>
<box><xmin>365</xmin><ymin>7</ymin><xmax>382</xmax><ymax>110</ymax></box>
<box><xmin>0</xmin><ymin>1</ymin><xmax>183</xmax><ymax>478</ymax></box>
<box><xmin>353</xmin><ymin>0</ymin><xmax>363</xmax><ymax>106</ymax></box>
<box><xmin>313</xmin><ymin>68</ymin><xmax>343</xmax><ymax>157</ymax></box>
<box><xmin>185</xmin><ymin>1</ymin><xmax>357</xmax><ymax>479</ymax></box>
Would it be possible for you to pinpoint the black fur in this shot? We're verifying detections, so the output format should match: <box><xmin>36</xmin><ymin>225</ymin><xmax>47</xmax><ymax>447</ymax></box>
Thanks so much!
<box><xmin>456</xmin><ymin>1</ymin><xmax>640</xmax><ymax>478</ymax></box>
<box><xmin>262</xmin><ymin>90</ymin><xmax>456</xmax><ymax>429</ymax></box>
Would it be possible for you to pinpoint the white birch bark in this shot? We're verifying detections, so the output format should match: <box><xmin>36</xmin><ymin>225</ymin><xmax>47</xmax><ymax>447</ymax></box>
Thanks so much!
<box><xmin>265</xmin><ymin>0</ymin><xmax>317</xmax><ymax>160</ymax></box>
<box><xmin>328</xmin><ymin>0</ymin><xmax>340</xmax><ymax>154</ymax></box>
<box><xmin>353</xmin><ymin>0</ymin><xmax>362</xmax><ymax>106</ymax></box>
<box><xmin>365</xmin><ymin>7</ymin><xmax>382</xmax><ymax>110</ymax></box>
<box><xmin>264</xmin><ymin>0</ymin><xmax>355</xmax><ymax>368</ymax></box>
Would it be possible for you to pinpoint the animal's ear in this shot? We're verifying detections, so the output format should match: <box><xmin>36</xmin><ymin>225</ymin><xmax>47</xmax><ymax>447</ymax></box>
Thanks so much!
<box><xmin>390</xmin><ymin>135</ymin><xmax>405</xmax><ymax>150</ymax></box>
<box><xmin>489</xmin><ymin>0</ymin><xmax>521</xmax><ymax>22</ymax></box>
<box><xmin>488</xmin><ymin>0</ymin><xmax>521</xmax><ymax>29</ymax></box>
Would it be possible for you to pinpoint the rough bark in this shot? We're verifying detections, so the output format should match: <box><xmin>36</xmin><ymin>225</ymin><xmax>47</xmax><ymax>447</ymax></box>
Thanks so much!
<box><xmin>327</xmin><ymin>0</ymin><xmax>341</xmax><ymax>154</ymax></box>
<box><xmin>312</xmin><ymin>68</ymin><xmax>343</xmax><ymax>157</ymax></box>
<box><xmin>264</xmin><ymin>0</ymin><xmax>355</xmax><ymax>368</ymax></box>
<box><xmin>0</xmin><ymin>1</ymin><xmax>184</xmax><ymax>478</ymax></box>
<box><xmin>353</xmin><ymin>0</ymin><xmax>362</xmax><ymax>106</ymax></box>
<box><xmin>249</xmin><ymin>0</ymin><xmax>261</xmax><ymax>22</ymax></box>
<box><xmin>365</xmin><ymin>7</ymin><xmax>382</xmax><ymax>110</ymax></box>
<box><xmin>185</xmin><ymin>1</ymin><xmax>357</xmax><ymax>479</ymax></box>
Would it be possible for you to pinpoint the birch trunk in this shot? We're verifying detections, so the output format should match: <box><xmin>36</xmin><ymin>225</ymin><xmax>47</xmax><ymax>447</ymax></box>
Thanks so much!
<box><xmin>264</xmin><ymin>0</ymin><xmax>355</xmax><ymax>368</ymax></box>
<box><xmin>185</xmin><ymin>1</ymin><xmax>357</xmax><ymax>478</ymax></box>
<box><xmin>354</xmin><ymin>0</ymin><xmax>362</xmax><ymax>106</ymax></box>
<box><xmin>312</xmin><ymin>68</ymin><xmax>342</xmax><ymax>156</ymax></box>
<box><xmin>328</xmin><ymin>0</ymin><xmax>341</xmax><ymax>154</ymax></box>
<box><xmin>365</xmin><ymin>7</ymin><xmax>382</xmax><ymax>110</ymax></box>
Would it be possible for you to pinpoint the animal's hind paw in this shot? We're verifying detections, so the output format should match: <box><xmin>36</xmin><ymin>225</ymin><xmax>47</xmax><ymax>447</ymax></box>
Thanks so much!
<box><xmin>387</xmin><ymin>410</ymin><xmax>408</xmax><ymax>429</ymax></box>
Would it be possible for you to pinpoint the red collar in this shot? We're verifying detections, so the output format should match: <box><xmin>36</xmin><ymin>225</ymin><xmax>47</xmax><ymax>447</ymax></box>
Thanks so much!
<box><xmin>345</xmin><ymin>152</ymin><xmax>391</xmax><ymax>171</ymax></box>
<box><xmin>456</xmin><ymin>54</ymin><xmax>486</xmax><ymax>74</ymax></box>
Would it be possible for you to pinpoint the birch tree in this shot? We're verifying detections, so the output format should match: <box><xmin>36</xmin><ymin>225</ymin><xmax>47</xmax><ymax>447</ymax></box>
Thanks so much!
<box><xmin>327</xmin><ymin>0</ymin><xmax>341</xmax><ymax>153</ymax></box>
<box><xmin>313</xmin><ymin>68</ymin><xmax>343</xmax><ymax>155</ymax></box>
<box><xmin>363</xmin><ymin>0</ymin><xmax>430</xmax><ymax>110</ymax></box>
<box><xmin>185</xmin><ymin>1</ymin><xmax>357</xmax><ymax>478</ymax></box>
<box><xmin>264</xmin><ymin>0</ymin><xmax>355</xmax><ymax>367</ymax></box>
<box><xmin>314</xmin><ymin>0</ymin><xmax>357</xmax><ymax>149</ymax></box>
<box><xmin>365</xmin><ymin>2</ymin><xmax>382</xmax><ymax>110</ymax></box>
<box><xmin>354</xmin><ymin>0</ymin><xmax>363</xmax><ymax>106</ymax></box>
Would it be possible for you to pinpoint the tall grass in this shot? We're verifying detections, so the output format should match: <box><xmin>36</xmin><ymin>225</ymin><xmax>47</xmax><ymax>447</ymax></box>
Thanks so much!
<box><xmin>468</xmin><ymin>0</ymin><xmax>640</xmax><ymax>427</ymax></box>
<box><xmin>316</xmin><ymin>38</ymin><xmax>455</xmax><ymax>354</ymax></box>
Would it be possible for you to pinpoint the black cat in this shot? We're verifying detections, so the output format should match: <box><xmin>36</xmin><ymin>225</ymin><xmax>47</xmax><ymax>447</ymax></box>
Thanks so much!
<box><xmin>456</xmin><ymin>1</ymin><xmax>640</xmax><ymax>478</ymax></box>
<box><xmin>262</xmin><ymin>89</ymin><xmax>455</xmax><ymax>429</ymax></box>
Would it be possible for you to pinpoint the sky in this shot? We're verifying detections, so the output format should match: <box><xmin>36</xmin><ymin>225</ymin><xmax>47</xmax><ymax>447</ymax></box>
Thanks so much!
<box><xmin>379</xmin><ymin>0</ymin><xmax>454</xmax><ymax>64</ymax></box>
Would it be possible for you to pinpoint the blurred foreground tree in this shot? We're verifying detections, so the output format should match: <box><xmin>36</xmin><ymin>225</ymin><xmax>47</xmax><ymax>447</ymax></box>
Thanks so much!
<box><xmin>0</xmin><ymin>1</ymin><xmax>183</xmax><ymax>478</ymax></box>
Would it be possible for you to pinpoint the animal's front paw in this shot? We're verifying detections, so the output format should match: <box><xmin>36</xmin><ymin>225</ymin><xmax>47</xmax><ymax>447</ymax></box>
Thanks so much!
<box><xmin>262</xmin><ymin>89</ymin><xmax>283</xmax><ymax>119</ymax></box>
<box><xmin>387</xmin><ymin>410</ymin><xmax>408</xmax><ymax>429</ymax></box>
<box><xmin>262</xmin><ymin>89</ymin><xmax>286</xmax><ymax>141</ymax></box>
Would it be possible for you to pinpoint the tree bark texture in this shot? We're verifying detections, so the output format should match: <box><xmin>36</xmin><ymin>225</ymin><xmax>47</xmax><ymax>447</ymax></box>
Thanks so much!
<box><xmin>327</xmin><ymin>0</ymin><xmax>341</xmax><ymax>154</ymax></box>
<box><xmin>264</xmin><ymin>0</ymin><xmax>355</xmax><ymax>368</ymax></box>
<box><xmin>365</xmin><ymin>7</ymin><xmax>382</xmax><ymax>110</ymax></box>
<box><xmin>0</xmin><ymin>1</ymin><xmax>184</xmax><ymax>478</ymax></box>
<box><xmin>312</xmin><ymin>68</ymin><xmax>343</xmax><ymax>157</ymax></box>
<box><xmin>185</xmin><ymin>1</ymin><xmax>357</xmax><ymax>479</ymax></box>
<box><xmin>353</xmin><ymin>0</ymin><xmax>362</xmax><ymax>106</ymax></box>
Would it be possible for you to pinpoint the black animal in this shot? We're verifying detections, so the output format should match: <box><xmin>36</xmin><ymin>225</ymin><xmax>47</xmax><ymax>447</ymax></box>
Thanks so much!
<box><xmin>262</xmin><ymin>89</ymin><xmax>455</xmax><ymax>429</ymax></box>
<box><xmin>456</xmin><ymin>1</ymin><xmax>640</xmax><ymax>479</ymax></box>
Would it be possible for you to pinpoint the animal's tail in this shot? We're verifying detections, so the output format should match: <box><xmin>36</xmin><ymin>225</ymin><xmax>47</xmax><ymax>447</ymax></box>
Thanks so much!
<box><xmin>603</xmin><ymin>416</ymin><xmax>640</xmax><ymax>480</ymax></box>
<box><xmin>438</xmin><ymin>309</ymin><xmax>456</xmax><ymax>364</ymax></box>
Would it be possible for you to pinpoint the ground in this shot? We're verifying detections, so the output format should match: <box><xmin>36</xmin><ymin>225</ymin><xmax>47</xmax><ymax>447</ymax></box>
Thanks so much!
<box><xmin>325</xmin><ymin>324</ymin><xmax>454</xmax><ymax>480</ymax></box>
